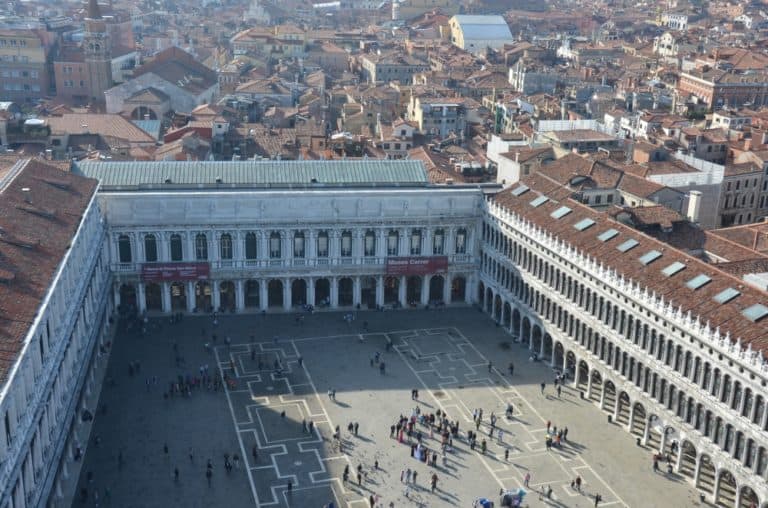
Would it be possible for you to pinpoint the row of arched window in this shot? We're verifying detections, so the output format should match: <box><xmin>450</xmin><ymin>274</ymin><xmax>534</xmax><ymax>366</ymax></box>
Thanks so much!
<box><xmin>480</xmin><ymin>217</ymin><xmax>768</xmax><ymax>478</ymax></box>
<box><xmin>117</xmin><ymin>228</ymin><xmax>468</xmax><ymax>264</ymax></box>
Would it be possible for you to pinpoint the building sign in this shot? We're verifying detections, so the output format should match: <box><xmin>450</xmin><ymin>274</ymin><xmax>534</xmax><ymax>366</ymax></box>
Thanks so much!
<box><xmin>386</xmin><ymin>256</ymin><xmax>448</xmax><ymax>276</ymax></box>
<box><xmin>141</xmin><ymin>263</ymin><xmax>210</xmax><ymax>282</ymax></box>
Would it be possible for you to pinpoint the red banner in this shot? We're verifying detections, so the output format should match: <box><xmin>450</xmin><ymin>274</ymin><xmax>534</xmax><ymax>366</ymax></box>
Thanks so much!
<box><xmin>386</xmin><ymin>256</ymin><xmax>448</xmax><ymax>276</ymax></box>
<box><xmin>141</xmin><ymin>262</ymin><xmax>210</xmax><ymax>282</ymax></box>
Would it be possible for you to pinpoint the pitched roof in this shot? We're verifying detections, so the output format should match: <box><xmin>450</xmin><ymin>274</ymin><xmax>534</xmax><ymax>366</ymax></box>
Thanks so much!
<box><xmin>46</xmin><ymin>114</ymin><xmax>155</xmax><ymax>144</ymax></box>
<box><xmin>0</xmin><ymin>159</ymin><xmax>98</xmax><ymax>385</ymax></box>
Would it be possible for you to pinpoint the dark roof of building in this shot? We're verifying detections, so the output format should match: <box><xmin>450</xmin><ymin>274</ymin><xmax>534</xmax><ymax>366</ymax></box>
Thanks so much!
<box><xmin>495</xmin><ymin>174</ymin><xmax>768</xmax><ymax>360</ymax></box>
<box><xmin>0</xmin><ymin>159</ymin><xmax>98</xmax><ymax>385</ymax></box>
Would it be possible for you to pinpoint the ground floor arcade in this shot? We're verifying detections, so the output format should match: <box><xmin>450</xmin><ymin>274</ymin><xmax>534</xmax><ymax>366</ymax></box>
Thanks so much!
<box><xmin>477</xmin><ymin>275</ymin><xmax>768</xmax><ymax>508</ymax></box>
<box><xmin>115</xmin><ymin>272</ymin><xmax>472</xmax><ymax>314</ymax></box>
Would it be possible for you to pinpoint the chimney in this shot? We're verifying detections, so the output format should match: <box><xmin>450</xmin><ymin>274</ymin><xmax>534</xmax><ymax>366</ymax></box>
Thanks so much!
<box><xmin>686</xmin><ymin>190</ymin><xmax>702</xmax><ymax>223</ymax></box>
<box><xmin>21</xmin><ymin>187</ymin><xmax>31</xmax><ymax>204</ymax></box>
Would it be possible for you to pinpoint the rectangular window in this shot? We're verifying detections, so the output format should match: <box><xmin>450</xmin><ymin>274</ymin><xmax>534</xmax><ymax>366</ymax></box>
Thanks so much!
<box><xmin>317</xmin><ymin>235</ymin><xmax>328</xmax><ymax>257</ymax></box>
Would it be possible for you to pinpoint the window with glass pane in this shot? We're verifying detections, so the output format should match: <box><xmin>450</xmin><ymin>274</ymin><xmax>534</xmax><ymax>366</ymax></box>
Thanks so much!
<box><xmin>317</xmin><ymin>231</ymin><xmax>329</xmax><ymax>257</ymax></box>
<box><xmin>341</xmin><ymin>231</ymin><xmax>352</xmax><ymax>257</ymax></box>
<box><xmin>244</xmin><ymin>233</ymin><xmax>257</xmax><ymax>259</ymax></box>
<box><xmin>410</xmin><ymin>230</ymin><xmax>421</xmax><ymax>255</ymax></box>
<box><xmin>364</xmin><ymin>230</ymin><xmax>376</xmax><ymax>256</ymax></box>
<box><xmin>220</xmin><ymin>233</ymin><xmax>233</xmax><ymax>259</ymax></box>
<box><xmin>118</xmin><ymin>234</ymin><xmax>132</xmax><ymax>262</ymax></box>
<box><xmin>432</xmin><ymin>229</ymin><xmax>444</xmax><ymax>255</ymax></box>
<box><xmin>294</xmin><ymin>232</ymin><xmax>305</xmax><ymax>258</ymax></box>
<box><xmin>387</xmin><ymin>230</ymin><xmax>399</xmax><ymax>255</ymax></box>
<box><xmin>144</xmin><ymin>234</ymin><xmax>158</xmax><ymax>262</ymax></box>
<box><xmin>269</xmin><ymin>232</ymin><xmax>281</xmax><ymax>258</ymax></box>
<box><xmin>195</xmin><ymin>234</ymin><xmax>208</xmax><ymax>260</ymax></box>
<box><xmin>455</xmin><ymin>229</ymin><xmax>466</xmax><ymax>254</ymax></box>
<box><xmin>170</xmin><ymin>234</ymin><xmax>183</xmax><ymax>261</ymax></box>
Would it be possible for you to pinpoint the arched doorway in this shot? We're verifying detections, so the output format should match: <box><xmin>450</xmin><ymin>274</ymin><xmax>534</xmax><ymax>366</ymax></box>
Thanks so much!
<box><xmin>697</xmin><ymin>454</ymin><xmax>715</xmax><ymax>495</ymax></box>
<box><xmin>384</xmin><ymin>276</ymin><xmax>399</xmax><ymax>305</ymax></box>
<box><xmin>502</xmin><ymin>302</ymin><xmax>511</xmax><ymax>328</ymax></box>
<box><xmin>429</xmin><ymin>275</ymin><xmax>444</xmax><ymax>303</ymax></box>
<box><xmin>485</xmin><ymin>288</ymin><xmax>493</xmax><ymax>313</ymax></box>
<box><xmin>521</xmin><ymin>318</ymin><xmax>531</xmax><ymax>346</ymax></box>
<box><xmin>542</xmin><ymin>333</ymin><xmax>553</xmax><ymax>361</ymax></box>
<box><xmin>338</xmin><ymin>277</ymin><xmax>353</xmax><ymax>306</ymax></box>
<box><xmin>565</xmin><ymin>351</ymin><xmax>576</xmax><ymax>381</ymax></box>
<box><xmin>715</xmin><ymin>469</ymin><xmax>736</xmax><ymax>507</ymax></box>
<box><xmin>291</xmin><ymin>279</ymin><xmax>307</xmax><ymax>307</ymax></box>
<box><xmin>119</xmin><ymin>284</ymin><xmax>137</xmax><ymax>313</ymax></box>
<box><xmin>532</xmin><ymin>326</ymin><xmax>543</xmax><ymax>354</ymax></box>
<box><xmin>145</xmin><ymin>283</ymin><xmax>162</xmax><ymax>311</ymax></box>
<box><xmin>451</xmin><ymin>275</ymin><xmax>466</xmax><ymax>302</ymax></box>
<box><xmin>616</xmin><ymin>392</ymin><xmax>631</xmax><ymax>425</ymax></box>
<box><xmin>589</xmin><ymin>370</ymin><xmax>602</xmax><ymax>403</ymax></box>
<box><xmin>576</xmin><ymin>360</ymin><xmax>589</xmax><ymax>392</ymax></box>
<box><xmin>646</xmin><ymin>415</ymin><xmax>662</xmax><ymax>450</ymax></box>
<box><xmin>361</xmin><ymin>277</ymin><xmax>376</xmax><ymax>308</ymax></box>
<box><xmin>268</xmin><ymin>280</ymin><xmax>283</xmax><ymax>308</ymax></box>
<box><xmin>195</xmin><ymin>281</ymin><xmax>212</xmax><ymax>312</ymax></box>
<box><xmin>493</xmin><ymin>294</ymin><xmax>502</xmax><ymax>321</ymax></box>
<box><xmin>405</xmin><ymin>276</ymin><xmax>421</xmax><ymax>306</ymax></box>
<box><xmin>603</xmin><ymin>380</ymin><xmax>616</xmax><ymax>413</ymax></box>
<box><xmin>512</xmin><ymin>308</ymin><xmax>521</xmax><ymax>338</ymax></box>
<box><xmin>219</xmin><ymin>281</ymin><xmax>235</xmax><ymax>311</ymax></box>
<box><xmin>678</xmin><ymin>440</ymin><xmax>696</xmax><ymax>479</ymax></box>
<box><xmin>630</xmin><ymin>402</ymin><xmax>646</xmax><ymax>437</ymax></box>
<box><xmin>477</xmin><ymin>281</ymin><xmax>485</xmax><ymax>307</ymax></box>
<box><xmin>739</xmin><ymin>486</ymin><xmax>759</xmax><ymax>508</ymax></box>
<box><xmin>244</xmin><ymin>280</ymin><xmax>260</xmax><ymax>309</ymax></box>
<box><xmin>170</xmin><ymin>282</ymin><xmax>186</xmax><ymax>311</ymax></box>
<box><xmin>554</xmin><ymin>343</ymin><xmax>565</xmax><ymax>371</ymax></box>
<box><xmin>315</xmin><ymin>278</ymin><xmax>330</xmax><ymax>307</ymax></box>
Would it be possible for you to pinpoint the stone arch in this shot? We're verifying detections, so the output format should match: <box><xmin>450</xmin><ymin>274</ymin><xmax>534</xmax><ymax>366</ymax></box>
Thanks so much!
<box><xmin>477</xmin><ymin>281</ymin><xmax>485</xmax><ymax>307</ymax></box>
<box><xmin>450</xmin><ymin>275</ymin><xmax>466</xmax><ymax>302</ymax></box>
<box><xmin>428</xmin><ymin>275</ymin><xmax>444</xmax><ymax>304</ymax></box>
<box><xmin>384</xmin><ymin>276</ymin><xmax>399</xmax><ymax>305</ymax></box>
<box><xmin>696</xmin><ymin>454</ymin><xmax>716</xmax><ymax>495</ymax></box>
<box><xmin>406</xmin><ymin>275</ymin><xmax>422</xmax><ymax>306</ymax></box>
<box><xmin>589</xmin><ymin>370</ymin><xmax>602</xmax><ymax>403</ymax></box>
<box><xmin>531</xmin><ymin>325</ymin><xmax>543</xmax><ymax>355</ymax></box>
<box><xmin>315</xmin><ymin>278</ymin><xmax>330</xmax><ymax>307</ymax></box>
<box><xmin>542</xmin><ymin>333</ymin><xmax>553</xmax><ymax>361</ymax></box>
<box><xmin>244</xmin><ymin>280</ymin><xmax>260</xmax><ymax>308</ymax></box>
<box><xmin>739</xmin><ymin>485</ymin><xmax>759</xmax><ymax>508</ymax></box>
<box><xmin>678</xmin><ymin>439</ymin><xmax>696</xmax><ymax>478</ymax></box>
<box><xmin>577</xmin><ymin>359</ymin><xmax>589</xmax><ymax>390</ymax></box>
<box><xmin>565</xmin><ymin>351</ymin><xmax>576</xmax><ymax>380</ymax></box>
<box><xmin>715</xmin><ymin>469</ymin><xmax>736</xmax><ymax>507</ymax></box>
<box><xmin>630</xmin><ymin>401</ymin><xmax>646</xmax><ymax>437</ymax></box>
<box><xmin>291</xmin><ymin>279</ymin><xmax>307</xmax><ymax>307</ymax></box>
<box><xmin>602</xmin><ymin>380</ymin><xmax>616</xmax><ymax>413</ymax></box>
<box><xmin>338</xmin><ymin>277</ymin><xmax>353</xmax><ymax>306</ymax></box>
<box><xmin>361</xmin><ymin>276</ymin><xmax>377</xmax><ymax>308</ymax></box>
<box><xmin>616</xmin><ymin>391</ymin><xmax>631</xmax><ymax>426</ymax></box>
<box><xmin>553</xmin><ymin>342</ymin><xmax>565</xmax><ymax>371</ymax></box>
<box><xmin>119</xmin><ymin>283</ymin><xmax>137</xmax><ymax>313</ymax></box>
<box><xmin>485</xmin><ymin>287</ymin><xmax>493</xmax><ymax>313</ymax></box>
<box><xmin>219</xmin><ymin>280</ymin><xmax>235</xmax><ymax>311</ymax></box>
<box><xmin>145</xmin><ymin>283</ymin><xmax>162</xmax><ymax>311</ymax></box>
<box><xmin>195</xmin><ymin>281</ymin><xmax>212</xmax><ymax>312</ymax></box>
<box><xmin>493</xmin><ymin>294</ymin><xmax>502</xmax><ymax>321</ymax></box>
<box><xmin>130</xmin><ymin>105</ymin><xmax>159</xmax><ymax>120</ymax></box>
<box><xmin>502</xmin><ymin>301</ymin><xmax>511</xmax><ymax>328</ymax></box>
<box><xmin>169</xmin><ymin>282</ymin><xmax>186</xmax><ymax>311</ymax></box>
<box><xmin>267</xmin><ymin>279</ymin><xmax>283</xmax><ymax>308</ymax></box>
<box><xmin>521</xmin><ymin>317</ymin><xmax>532</xmax><ymax>347</ymax></box>
<box><xmin>512</xmin><ymin>308</ymin><xmax>521</xmax><ymax>338</ymax></box>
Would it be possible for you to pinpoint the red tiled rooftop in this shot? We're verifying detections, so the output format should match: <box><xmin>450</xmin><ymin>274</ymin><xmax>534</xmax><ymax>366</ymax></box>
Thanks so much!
<box><xmin>0</xmin><ymin>159</ymin><xmax>98</xmax><ymax>384</ymax></box>
<box><xmin>494</xmin><ymin>174</ymin><xmax>768</xmax><ymax>359</ymax></box>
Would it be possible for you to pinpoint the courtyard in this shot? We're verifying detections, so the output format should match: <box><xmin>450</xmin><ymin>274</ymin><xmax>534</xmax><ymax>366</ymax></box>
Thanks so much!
<box><xmin>70</xmin><ymin>308</ymin><xmax>704</xmax><ymax>507</ymax></box>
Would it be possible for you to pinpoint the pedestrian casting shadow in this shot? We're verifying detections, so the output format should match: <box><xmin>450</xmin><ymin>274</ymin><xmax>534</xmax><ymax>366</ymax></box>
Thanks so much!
<box><xmin>353</xmin><ymin>434</ymin><xmax>374</xmax><ymax>443</ymax></box>
<box><xmin>332</xmin><ymin>400</ymin><xmax>351</xmax><ymax>408</ymax></box>
<box><xmin>415</xmin><ymin>400</ymin><xmax>434</xmax><ymax>409</ymax></box>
